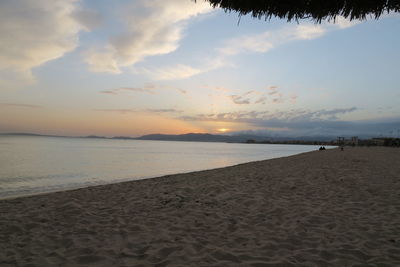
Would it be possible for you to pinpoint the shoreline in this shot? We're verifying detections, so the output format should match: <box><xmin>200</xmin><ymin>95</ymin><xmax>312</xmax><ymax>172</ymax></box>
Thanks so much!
<box><xmin>0</xmin><ymin>148</ymin><xmax>325</xmax><ymax>201</ymax></box>
<box><xmin>1</xmin><ymin>147</ymin><xmax>399</xmax><ymax>266</ymax></box>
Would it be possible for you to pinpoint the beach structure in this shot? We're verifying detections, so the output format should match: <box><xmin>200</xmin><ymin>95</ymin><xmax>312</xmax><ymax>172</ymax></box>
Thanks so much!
<box><xmin>337</xmin><ymin>136</ymin><xmax>345</xmax><ymax>146</ymax></box>
<box><xmin>345</xmin><ymin>136</ymin><xmax>359</xmax><ymax>146</ymax></box>
<box><xmin>350</xmin><ymin>136</ymin><xmax>359</xmax><ymax>146</ymax></box>
<box><xmin>336</xmin><ymin>136</ymin><xmax>359</xmax><ymax>146</ymax></box>
<box><xmin>204</xmin><ymin>0</ymin><xmax>400</xmax><ymax>23</ymax></box>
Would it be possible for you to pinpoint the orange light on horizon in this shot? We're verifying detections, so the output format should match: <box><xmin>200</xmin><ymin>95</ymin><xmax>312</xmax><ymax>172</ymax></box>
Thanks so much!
<box><xmin>217</xmin><ymin>128</ymin><xmax>229</xmax><ymax>133</ymax></box>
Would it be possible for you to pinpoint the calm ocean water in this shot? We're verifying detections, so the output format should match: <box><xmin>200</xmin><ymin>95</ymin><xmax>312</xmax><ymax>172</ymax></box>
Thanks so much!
<box><xmin>0</xmin><ymin>135</ymin><xmax>326</xmax><ymax>199</ymax></box>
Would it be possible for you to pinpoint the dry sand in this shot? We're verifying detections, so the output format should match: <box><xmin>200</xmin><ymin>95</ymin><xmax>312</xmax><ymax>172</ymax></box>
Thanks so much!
<box><xmin>1</xmin><ymin>147</ymin><xmax>400</xmax><ymax>266</ymax></box>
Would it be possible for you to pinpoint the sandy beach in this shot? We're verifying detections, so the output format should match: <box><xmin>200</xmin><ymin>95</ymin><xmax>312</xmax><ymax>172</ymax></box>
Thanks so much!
<box><xmin>1</xmin><ymin>147</ymin><xmax>399</xmax><ymax>266</ymax></box>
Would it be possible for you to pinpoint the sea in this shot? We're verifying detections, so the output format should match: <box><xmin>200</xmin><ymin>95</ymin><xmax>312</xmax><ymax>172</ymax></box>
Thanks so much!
<box><xmin>0</xmin><ymin>135</ymin><xmax>329</xmax><ymax>199</ymax></box>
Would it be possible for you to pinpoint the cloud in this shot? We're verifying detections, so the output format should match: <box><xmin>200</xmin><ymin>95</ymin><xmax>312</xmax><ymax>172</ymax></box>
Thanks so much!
<box><xmin>268</xmin><ymin>86</ymin><xmax>279</xmax><ymax>95</ymax></box>
<box><xmin>140</xmin><ymin>64</ymin><xmax>203</xmax><ymax>80</ymax></box>
<box><xmin>71</xmin><ymin>8</ymin><xmax>102</xmax><ymax>31</ymax></box>
<box><xmin>231</xmin><ymin>118</ymin><xmax>400</xmax><ymax>138</ymax></box>
<box><xmin>94</xmin><ymin>109</ymin><xmax>137</xmax><ymax>114</ymax></box>
<box><xmin>137</xmin><ymin>56</ymin><xmax>229</xmax><ymax>80</ymax></box>
<box><xmin>229</xmin><ymin>91</ymin><xmax>256</xmax><ymax>105</ymax></box>
<box><xmin>0</xmin><ymin>103</ymin><xmax>42</xmax><ymax>109</ymax></box>
<box><xmin>293</xmin><ymin>25</ymin><xmax>326</xmax><ymax>40</ymax></box>
<box><xmin>219</xmin><ymin>24</ymin><xmax>327</xmax><ymax>56</ymax></box>
<box><xmin>100</xmin><ymin>85</ymin><xmax>156</xmax><ymax>95</ymax></box>
<box><xmin>84</xmin><ymin>0</ymin><xmax>212</xmax><ymax>73</ymax></box>
<box><xmin>0</xmin><ymin>0</ymin><xmax>86</xmax><ymax>85</ymax></box>
<box><xmin>135</xmin><ymin>16</ymin><xmax>359</xmax><ymax>80</ymax></box>
<box><xmin>100</xmin><ymin>84</ymin><xmax>190</xmax><ymax>97</ymax></box>
<box><xmin>121</xmin><ymin>86</ymin><xmax>156</xmax><ymax>94</ymax></box>
<box><xmin>143</xmin><ymin>19</ymin><xmax>352</xmax><ymax>81</ymax></box>
<box><xmin>178</xmin><ymin>107</ymin><xmax>399</xmax><ymax>137</ymax></box>
<box><xmin>85</xmin><ymin>49</ymin><xmax>121</xmax><ymax>74</ymax></box>
<box><xmin>255</xmin><ymin>97</ymin><xmax>267</xmax><ymax>105</ymax></box>
<box><xmin>180</xmin><ymin>107</ymin><xmax>358</xmax><ymax>123</ymax></box>
<box><xmin>176</xmin><ymin>88</ymin><xmax>187</xmax><ymax>95</ymax></box>
<box><xmin>94</xmin><ymin>108</ymin><xmax>182</xmax><ymax>114</ymax></box>
<box><xmin>289</xmin><ymin>94</ymin><xmax>298</xmax><ymax>104</ymax></box>
<box><xmin>313</xmin><ymin>107</ymin><xmax>358</xmax><ymax>120</ymax></box>
<box><xmin>100</xmin><ymin>90</ymin><xmax>118</xmax><ymax>95</ymax></box>
<box><xmin>146</xmin><ymin>109</ymin><xmax>183</xmax><ymax>114</ymax></box>
<box><xmin>211</xmin><ymin>86</ymin><xmax>231</xmax><ymax>93</ymax></box>
<box><xmin>188</xmin><ymin>17</ymin><xmax>358</xmax><ymax>77</ymax></box>
<box><xmin>226</xmin><ymin>86</ymin><xmax>296</xmax><ymax>105</ymax></box>
<box><xmin>272</xmin><ymin>95</ymin><xmax>284</xmax><ymax>104</ymax></box>
<box><xmin>180</xmin><ymin>110</ymin><xmax>269</xmax><ymax>122</ymax></box>
<box><xmin>334</xmin><ymin>16</ymin><xmax>361</xmax><ymax>29</ymax></box>
<box><xmin>230</xmin><ymin>95</ymin><xmax>251</xmax><ymax>105</ymax></box>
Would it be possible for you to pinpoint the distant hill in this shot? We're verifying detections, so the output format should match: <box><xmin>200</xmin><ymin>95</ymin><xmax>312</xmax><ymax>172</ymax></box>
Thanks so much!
<box><xmin>135</xmin><ymin>133</ymin><xmax>242</xmax><ymax>143</ymax></box>
<box><xmin>134</xmin><ymin>133</ymin><xmax>339</xmax><ymax>143</ymax></box>
<box><xmin>0</xmin><ymin>132</ymin><xmax>67</xmax><ymax>138</ymax></box>
<box><xmin>0</xmin><ymin>132</ymin><xmax>45</xmax><ymax>136</ymax></box>
<box><xmin>0</xmin><ymin>132</ymin><xmax>338</xmax><ymax>144</ymax></box>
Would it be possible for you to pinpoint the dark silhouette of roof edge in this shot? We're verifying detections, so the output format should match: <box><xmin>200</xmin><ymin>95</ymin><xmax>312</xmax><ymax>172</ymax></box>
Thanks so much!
<box><xmin>201</xmin><ymin>0</ymin><xmax>400</xmax><ymax>23</ymax></box>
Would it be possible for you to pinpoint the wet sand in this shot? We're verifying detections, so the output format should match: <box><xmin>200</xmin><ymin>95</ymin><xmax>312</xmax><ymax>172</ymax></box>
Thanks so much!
<box><xmin>1</xmin><ymin>147</ymin><xmax>399</xmax><ymax>266</ymax></box>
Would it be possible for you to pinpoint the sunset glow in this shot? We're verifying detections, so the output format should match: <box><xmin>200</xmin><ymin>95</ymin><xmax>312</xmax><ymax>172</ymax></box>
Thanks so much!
<box><xmin>0</xmin><ymin>0</ymin><xmax>399</xmax><ymax>138</ymax></box>
<box><xmin>217</xmin><ymin>128</ymin><xmax>230</xmax><ymax>133</ymax></box>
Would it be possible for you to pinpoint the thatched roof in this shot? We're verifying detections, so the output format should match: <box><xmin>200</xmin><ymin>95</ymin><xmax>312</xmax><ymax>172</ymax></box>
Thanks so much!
<box><xmin>203</xmin><ymin>0</ymin><xmax>400</xmax><ymax>23</ymax></box>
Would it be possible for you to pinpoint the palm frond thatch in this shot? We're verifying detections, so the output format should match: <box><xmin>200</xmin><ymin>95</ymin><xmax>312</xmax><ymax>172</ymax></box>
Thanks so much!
<box><xmin>203</xmin><ymin>0</ymin><xmax>400</xmax><ymax>23</ymax></box>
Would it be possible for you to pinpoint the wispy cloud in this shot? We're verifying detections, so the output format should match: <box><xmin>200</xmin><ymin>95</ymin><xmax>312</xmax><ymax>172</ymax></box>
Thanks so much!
<box><xmin>230</xmin><ymin>92</ymin><xmax>253</xmax><ymax>105</ymax></box>
<box><xmin>231</xmin><ymin>118</ymin><xmax>400</xmax><ymax>138</ymax></box>
<box><xmin>180</xmin><ymin>107</ymin><xmax>357</xmax><ymax>123</ymax></box>
<box><xmin>100</xmin><ymin>85</ymin><xmax>156</xmax><ymax>95</ymax></box>
<box><xmin>99</xmin><ymin>84</ymin><xmax>190</xmax><ymax>97</ymax></box>
<box><xmin>230</xmin><ymin>96</ymin><xmax>251</xmax><ymax>105</ymax></box>
<box><xmin>272</xmin><ymin>95</ymin><xmax>284</xmax><ymax>104</ymax></box>
<box><xmin>94</xmin><ymin>108</ymin><xmax>182</xmax><ymax>114</ymax></box>
<box><xmin>176</xmin><ymin>88</ymin><xmax>187</xmax><ymax>95</ymax></box>
<box><xmin>225</xmin><ymin>86</ymin><xmax>295</xmax><ymax>105</ymax></box>
<box><xmin>71</xmin><ymin>8</ymin><xmax>103</xmax><ymax>31</ymax></box>
<box><xmin>289</xmin><ymin>94</ymin><xmax>298</xmax><ymax>104</ymax></box>
<box><xmin>137</xmin><ymin>57</ymin><xmax>229</xmax><ymax>81</ymax></box>
<box><xmin>139</xmin><ymin>64</ymin><xmax>203</xmax><ymax>80</ymax></box>
<box><xmin>94</xmin><ymin>109</ymin><xmax>137</xmax><ymax>114</ymax></box>
<box><xmin>268</xmin><ymin>86</ymin><xmax>279</xmax><ymax>95</ymax></box>
<box><xmin>100</xmin><ymin>90</ymin><xmax>118</xmax><ymax>95</ymax></box>
<box><xmin>0</xmin><ymin>103</ymin><xmax>42</xmax><ymax>109</ymax></box>
<box><xmin>83</xmin><ymin>2</ymin><xmax>360</xmax><ymax>80</ymax></box>
<box><xmin>255</xmin><ymin>97</ymin><xmax>267</xmax><ymax>105</ymax></box>
<box><xmin>146</xmin><ymin>108</ymin><xmax>183</xmax><ymax>114</ymax></box>
<box><xmin>84</xmin><ymin>0</ymin><xmax>212</xmax><ymax>73</ymax></box>
<box><xmin>212</xmin><ymin>86</ymin><xmax>231</xmax><ymax>93</ymax></box>
<box><xmin>140</xmin><ymin>16</ymin><xmax>358</xmax><ymax>81</ymax></box>
<box><xmin>218</xmin><ymin>24</ymin><xmax>326</xmax><ymax>57</ymax></box>
<box><xmin>178</xmin><ymin>107</ymin><xmax>388</xmax><ymax>136</ymax></box>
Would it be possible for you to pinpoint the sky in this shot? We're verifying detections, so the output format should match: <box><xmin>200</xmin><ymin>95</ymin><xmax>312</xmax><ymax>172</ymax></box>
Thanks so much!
<box><xmin>0</xmin><ymin>0</ymin><xmax>399</xmax><ymax>138</ymax></box>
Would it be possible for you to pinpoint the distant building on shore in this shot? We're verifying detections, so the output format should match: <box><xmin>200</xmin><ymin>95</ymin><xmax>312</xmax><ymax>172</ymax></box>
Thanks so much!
<box><xmin>339</xmin><ymin>137</ymin><xmax>400</xmax><ymax>147</ymax></box>
<box><xmin>370</xmin><ymin>138</ymin><xmax>400</xmax><ymax>146</ymax></box>
<box><xmin>336</xmin><ymin>136</ymin><xmax>358</xmax><ymax>146</ymax></box>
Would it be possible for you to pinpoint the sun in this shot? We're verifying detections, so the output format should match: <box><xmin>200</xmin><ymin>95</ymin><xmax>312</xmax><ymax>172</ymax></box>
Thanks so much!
<box><xmin>217</xmin><ymin>128</ymin><xmax>229</xmax><ymax>133</ymax></box>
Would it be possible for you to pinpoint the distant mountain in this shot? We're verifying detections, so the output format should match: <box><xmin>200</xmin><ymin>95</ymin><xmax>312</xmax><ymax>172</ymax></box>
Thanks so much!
<box><xmin>112</xmin><ymin>136</ymin><xmax>136</xmax><ymax>140</ymax></box>
<box><xmin>0</xmin><ymin>132</ymin><xmax>44</xmax><ymax>136</ymax></box>
<box><xmin>0</xmin><ymin>132</ymin><xmax>339</xmax><ymax>144</ymax></box>
<box><xmin>84</xmin><ymin>135</ymin><xmax>107</xmax><ymax>139</ymax></box>
<box><xmin>135</xmin><ymin>133</ymin><xmax>241</xmax><ymax>143</ymax></box>
<box><xmin>0</xmin><ymin>132</ymin><xmax>67</xmax><ymax>138</ymax></box>
<box><xmin>135</xmin><ymin>133</ymin><xmax>338</xmax><ymax>144</ymax></box>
